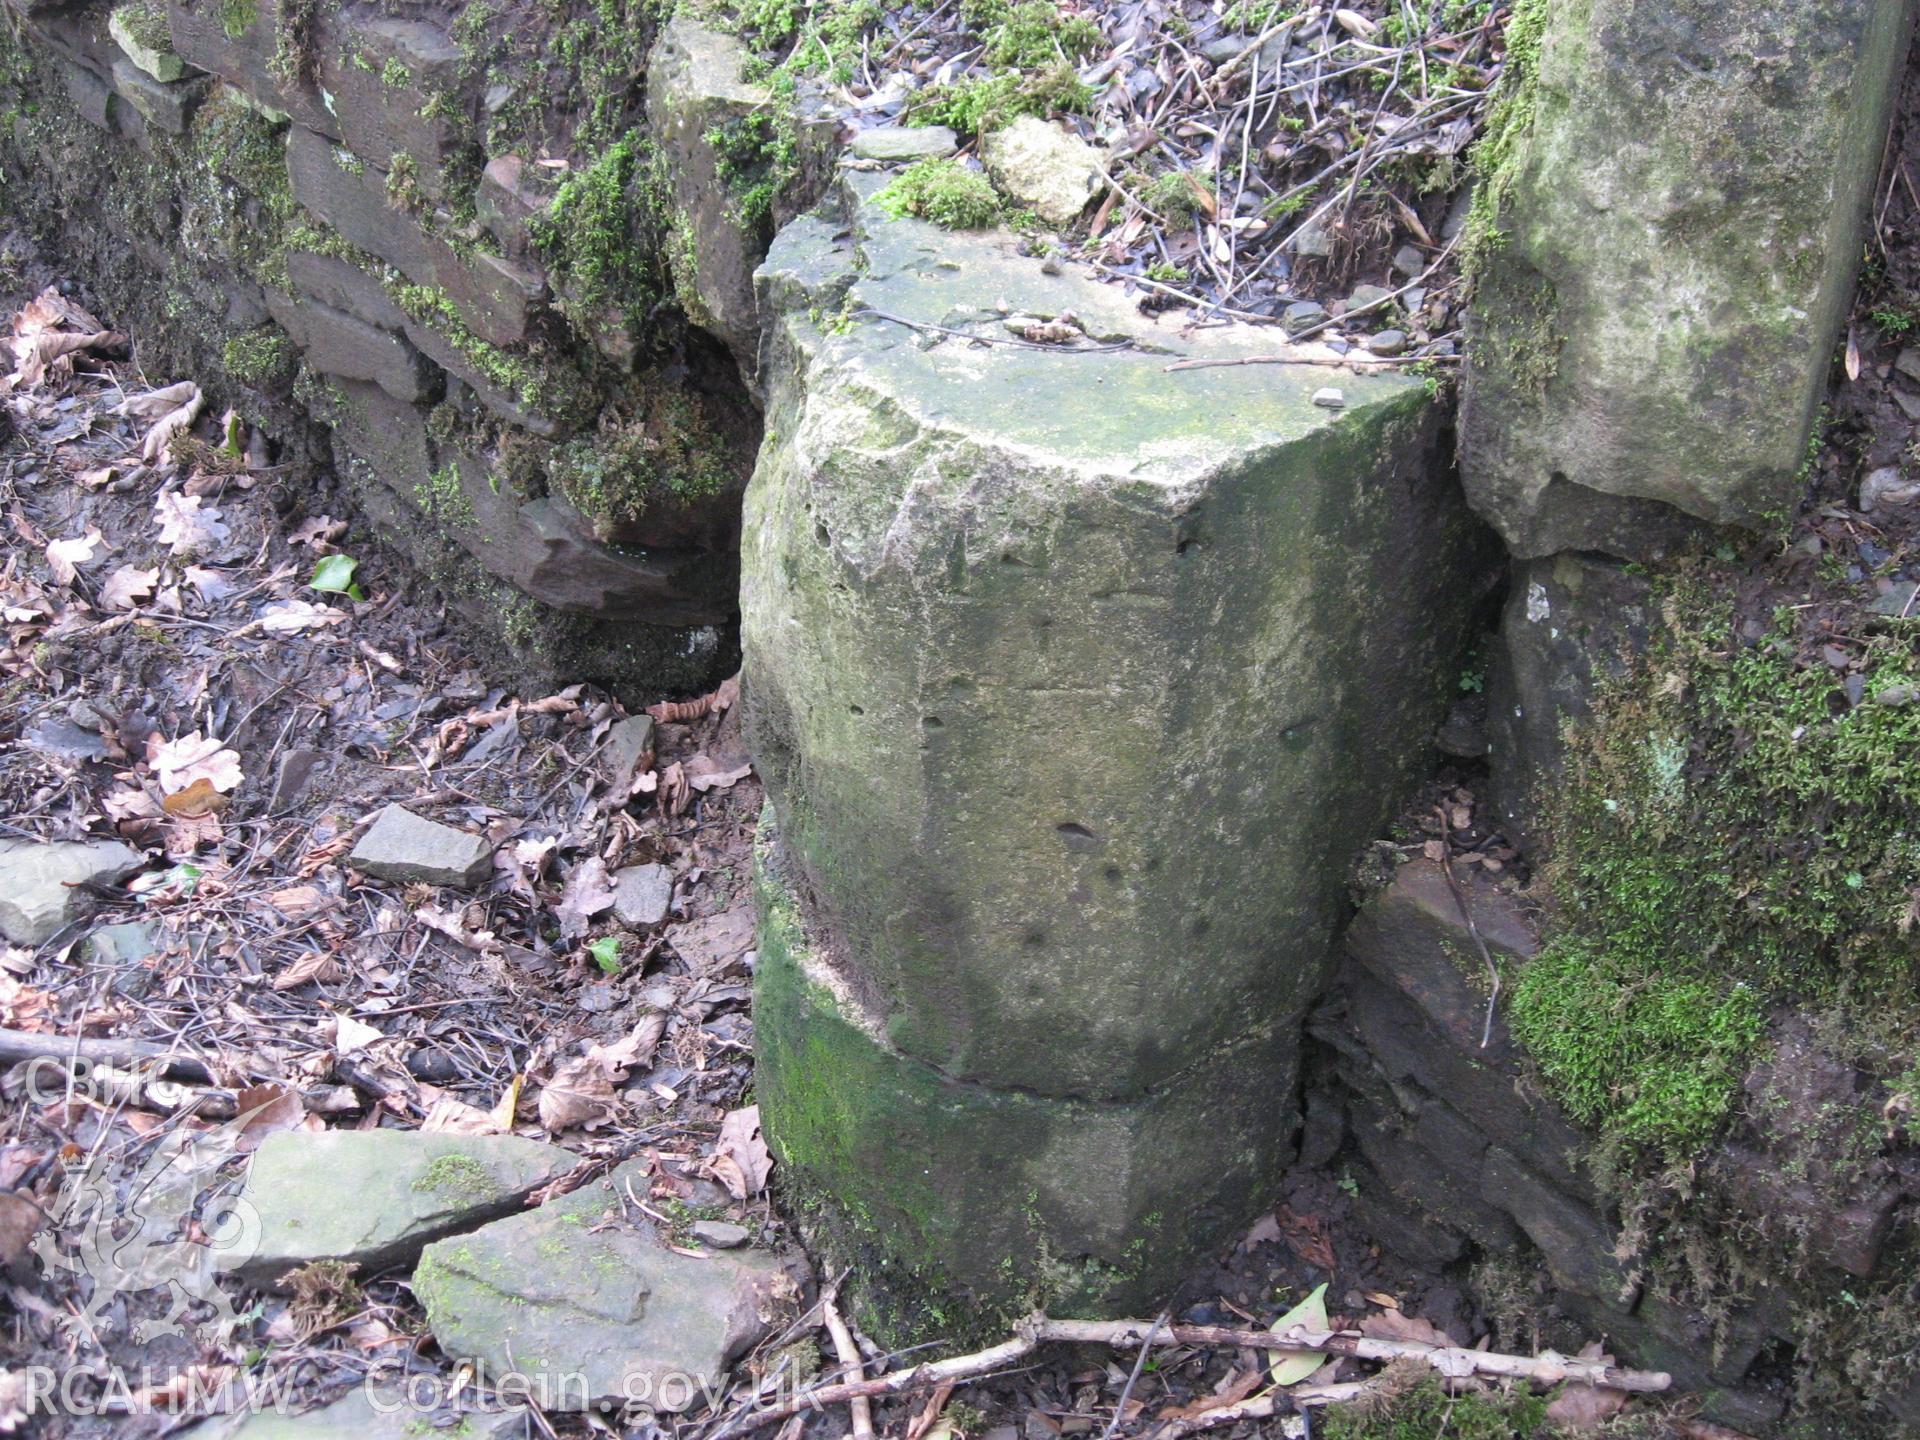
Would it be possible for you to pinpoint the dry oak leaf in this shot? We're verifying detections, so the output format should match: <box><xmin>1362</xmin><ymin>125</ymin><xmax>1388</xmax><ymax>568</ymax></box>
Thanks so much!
<box><xmin>1359</xmin><ymin>1310</ymin><xmax>1457</xmax><ymax>1347</ymax></box>
<box><xmin>684</xmin><ymin>753</ymin><xmax>753</xmax><ymax>793</ymax></box>
<box><xmin>151</xmin><ymin>730</ymin><xmax>243</xmax><ymax>793</ymax></box>
<box><xmin>420</xmin><ymin>1092</ymin><xmax>504</xmax><ymax>1136</ymax></box>
<box><xmin>101</xmin><ymin>564</ymin><xmax>160</xmax><ymax>611</ymax></box>
<box><xmin>234</xmin><ymin>1080</ymin><xmax>307</xmax><ymax>1152</ymax></box>
<box><xmin>272</xmin><ymin>949</ymin><xmax>343</xmax><ymax>991</ymax></box>
<box><xmin>554</xmin><ymin>856</ymin><xmax>617</xmax><ymax>938</ymax></box>
<box><xmin>162</xmin><ymin>777</ymin><xmax>231</xmax><ymax>818</ymax></box>
<box><xmin>257</xmin><ymin>600</ymin><xmax>346</xmax><ymax>633</ymax></box>
<box><xmin>45</xmin><ymin>528</ymin><xmax>104</xmax><ymax>586</ymax></box>
<box><xmin>126</xmin><ymin>382</ymin><xmax>205</xmax><ymax>464</ymax></box>
<box><xmin>153</xmin><ymin>491</ymin><xmax>228</xmax><ymax>554</ymax></box>
<box><xmin>710</xmin><ymin>1103</ymin><xmax>773</xmax><ymax>1200</ymax></box>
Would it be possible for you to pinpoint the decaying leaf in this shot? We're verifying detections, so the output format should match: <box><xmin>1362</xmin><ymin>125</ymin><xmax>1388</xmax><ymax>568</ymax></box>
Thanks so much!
<box><xmin>1359</xmin><ymin>1309</ymin><xmax>1456</xmax><ymax>1347</ymax></box>
<box><xmin>647</xmin><ymin>672</ymin><xmax>741</xmax><ymax>725</ymax></box>
<box><xmin>152</xmin><ymin>490</ymin><xmax>228</xmax><ymax>554</ymax></box>
<box><xmin>257</xmin><ymin>600</ymin><xmax>346</xmax><ymax>633</ymax></box>
<box><xmin>128</xmin><ymin>382</ymin><xmax>205</xmax><ymax>464</ymax></box>
<box><xmin>710</xmin><ymin>1104</ymin><xmax>773</xmax><ymax>1200</ymax></box>
<box><xmin>555</xmin><ymin>856</ymin><xmax>617</xmax><ymax>938</ymax></box>
<box><xmin>100</xmin><ymin>563</ymin><xmax>159</xmax><ymax>611</ymax></box>
<box><xmin>272</xmin><ymin>949</ymin><xmax>342</xmax><ymax>991</ymax></box>
<box><xmin>234</xmin><ymin>1080</ymin><xmax>306</xmax><ymax>1151</ymax></box>
<box><xmin>151</xmin><ymin>730</ymin><xmax>243</xmax><ymax>793</ymax></box>
<box><xmin>538</xmin><ymin>1049</ymin><xmax>624</xmax><ymax>1133</ymax></box>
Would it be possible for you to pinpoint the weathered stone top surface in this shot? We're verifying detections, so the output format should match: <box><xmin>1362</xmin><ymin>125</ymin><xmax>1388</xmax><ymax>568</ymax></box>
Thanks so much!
<box><xmin>761</xmin><ymin>174</ymin><xmax>1422</xmax><ymax>497</ymax></box>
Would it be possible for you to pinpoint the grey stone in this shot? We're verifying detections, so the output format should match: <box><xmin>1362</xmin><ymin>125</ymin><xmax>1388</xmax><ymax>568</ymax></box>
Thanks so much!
<box><xmin>314</xmin><ymin>16</ymin><xmax>466</xmax><ymax>201</ymax></box>
<box><xmin>1287</xmin><ymin>217</ymin><xmax>1333</xmax><ymax>257</ymax></box>
<box><xmin>744</xmin><ymin>175</ymin><xmax>1493</xmax><ymax>1317</ymax></box>
<box><xmin>1480</xmin><ymin>1146</ymin><xmax>1627</xmax><ymax>1299</ymax></box>
<box><xmin>1390</xmin><ymin>243</ymin><xmax>1424</xmax><ymax>278</ymax></box>
<box><xmin>1344</xmin><ymin>284</ymin><xmax>1393</xmax><ymax>315</ymax></box>
<box><xmin>85</xmin><ymin>920</ymin><xmax>161</xmax><ymax>998</ymax></box>
<box><xmin>612</xmin><ymin>863</ymin><xmax>673</xmax><ymax>927</ymax></box>
<box><xmin>1458</xmin><ymin>0</ymin><xmax>1910</xmax><ymax>558</ymax></box>
<box><xmin>348</xmin><ymin>804</ymin><xmax>493</xmax><ymax>888</ymax></box>
<box><xmin>647</xmin><ymin>17</ymin><xmax>775</xmax><ymax>374</ymax></box>
<box><xmin>1860</xmin><ymin>464</ymin><xmax>1919</xmax><ymax>510</ymax></box>
<box><xmin>690</xmin><ymin>1220</ymin><xmax>750</xmax><ymax>1248</ymax></box>
<box><xmin>1364</xmin><ymin>329</ymin><xmax>1407</xmax><ymax>357</ymax></box>
<box><xmin>266</xmin><ymin>292</ymin><xmax>437</xmax><ymax>405</ymax></box>
<box><xmin>1484</xmin><ymin>552</ymin><xmax>1653</xmax><ymax>856</ymax></box>
<box><xmin>0</xmin><ymin>839</ymin><xmax>144</xmax><ymax>945</ymax></box>
<box><xmin>980</xmin><ymin>116</ymin><xmax>1107</xmax><ymax>226</ymax></box>
<box><xmin>1280</xmin><ymin>298</ymin><xmax>1327</xmax><ymax>335</ymax></box>
<box><xmin>1895</xmin><ymin>347</ymin><xmax>1920</xmax><ymax>384</ymax></box>
<box><xmin>164</xmin><ymin>0</ymin><xmax>335</xmax><ymax>135</ymax></box>
<box><xmin>850</xmin><ymin>125</ymin><xmax>958</xmax><ymax>161</ymax></box>
<box><xmin>109</xmin><ymin>6</ymin><xmax>187</xmax><ymax>80</ymax></box>
<box><xmin>108</xmin><ymin>60</ymin><xmax>210</xmax><ymax>134</ymax></box>
<box><xmin>414</xmin><ymin>1165</ymin><xmax>799</xmax><ymax>1411</ymax></box>
<box><xmin>601</xmin><ymin>715</ymin><xmax>656</xmax><ymax>788</ymax></box>
<box><xmin>219</xmin><ymin>1129</ymin><xmax>581</xmax><ymax>1283</ymax></box>
<box><xmin>195</xmin><ymin>1381</ymin><xmax>528</xmax><ymax>1440</ymax></box>
<box><xmin>1311</xmin><ymin>386</ymin><xmax>1344</xmax><ymax>408</ymax></box>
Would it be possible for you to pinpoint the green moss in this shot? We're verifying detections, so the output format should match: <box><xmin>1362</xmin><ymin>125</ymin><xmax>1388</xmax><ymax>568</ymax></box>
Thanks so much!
<box><xmin>413</xmin><ymin>463</ymin><xmax>477</xmax><ymax>529</ymax></box>
<box><xmin>221</xmin><ymin>326</ymin><xmax>293</xmax><ymax>385</ymax></box>
<box><xmin>413</xmin><ymin>1152</ymin><xmax>497</xmax><ymax>1199</ymax></box>
<box><xmin>530</xmin><ymin>129</ymin><xmax>666</xmax><ymax>330</ymax></box>
<box><xmin>735</xmin><ymin>0</ymin><xmax>880</xmax><ymax>80</ymax></box>
<box><xmin>903</xmin><ymin>64</ymin><xmax>1089</xmax><ymax>135</ymax></box>
<box><xmin>874</xmin><ymin>158</ymin><xmax>1001</xmax><ymax>229</ymax></box>
<box><xmin>1515</xmin><ymin>571</ymin><xmax>1920</xmax><ymax>1166</ymax></box>
<box><xmin>1460</xmin><ymin>0</ymin><xmax>1546</xmax><ymax>276</ymax></box>
<box><xmin>978</xmin><ymin>1</ymin><xmax>1101</xmax><ymax>69</ymax></box>
<box><xmin>380</xmin><ymin>55</ymin><xmax>413</xmax><ymax>87</ymax></box>
<box><xmin>387</xmin><ymin>281</ymin><xmax>587</xmax><ymax>417</ymax></box>
<box><xmin>706</xmin><ymin>108</ymin><xmax>798</xmax><ymax>231</ymax></box>
<box><xmin>1319</xmin><ymin>1374</ymin><xmax>1548</xmax><ymax>1440</ymax></box>
<box><xmin>220</xmin><ymin>0</ymin><xmax>258</xmax><ymax>40</ymax></box>
<box><xmin>385</xmin><ymin>151</ymin><xmax>422</xmax><ymax>212</ymax></box>
<box><xmin>1141</xmin><ymin>170</ymin><xmax>1200</xmax><ymax>218</ymax></box>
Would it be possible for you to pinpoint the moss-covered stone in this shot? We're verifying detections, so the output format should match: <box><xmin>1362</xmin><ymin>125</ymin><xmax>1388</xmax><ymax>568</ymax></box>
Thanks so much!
<box><xmin>753</xmin><ymin>831</ymin><xmax>1295</xmax><ymax>1336</ymax></box>
<box><xmin>1459</xmin><ymin>0</ymin><xmax>1911</xmax><ymax>558</ymax></box>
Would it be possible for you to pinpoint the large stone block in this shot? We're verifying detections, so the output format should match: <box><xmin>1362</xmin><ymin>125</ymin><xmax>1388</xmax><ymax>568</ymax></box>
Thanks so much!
<box><xmin>754</xmin><ymin>838</ymin><xmax>1297</xmax><ymax>1328</ymax></box>
<box><xmin>646</xmin><ymin>16</ymin><xmax>772</xmax><ymax>374</ymax></box>
<box><xmin>316</xmin><ymin>15</ymin><xmax>466</xmax><ymax>200</ymax></box>
<box><xmin>1484</xmin><ymin>552</ymin><xmax>1652</xmax><ymax>856</ymax></box>
<box><xmin>1459</xmin><ymin>0</ymin><xmax>1911</xmax><ymax>558</ymax></box>
<box><xmin>744</xmin><ymin>175</ymin><xmax>1496</xmax><ymax>1105</ymax></box>
<box><xmin>266</xmin><ymin>289</ymin><xmax>438</xmax><ymax>403</ymax></box>
<box><xmin>165</xmin><ymin>0</ymin><xmax>333</xmax><ymax>133</ymax></box>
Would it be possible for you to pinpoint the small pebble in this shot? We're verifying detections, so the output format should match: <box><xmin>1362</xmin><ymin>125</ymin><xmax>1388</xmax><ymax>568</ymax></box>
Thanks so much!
<box><xmin>690</xmin><ymin>1220</ymin><xmax>751</xmax><ymax>1249</ymax></box>
<box><xmin>1365</xmin><ymin>329</ymin><xmax>1408</xmax><ymax>356</ymax></box>
<box><xmin>1391</xmin><ymin>243</ymin><xmax>1424</xmax><ymax>277</ymax></box>
<box><xmin>1312</xmin><ymin>387</ymin><xmax>1345</xmax><ymax>409</ymax></box>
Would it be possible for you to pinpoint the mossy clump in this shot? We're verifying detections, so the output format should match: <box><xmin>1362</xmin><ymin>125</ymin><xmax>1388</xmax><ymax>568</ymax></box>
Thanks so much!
<box><xmin>1513</xmin><ymin>569</ymin><xmax>1920</xmax><ymax>1168</ymax></box>
<box><xmin>112</xmin><ymin>0</ymin><xmax>172</xmax><ymax>56</ymax></box>
<box><xmin>706</xmin><ymin>109</ymin><xmax>798</xmax><ymax>231</ymax></box>
<box><xmin>220</xmin><ymin>0</ymin><xmax>257</xmax><ymax>40</ymax></box>
<box><xmin>1319</xmin><ymin>1370</ymin><xmax>1549</xmax><ymax>1440</ymax></box>
<box><xmin>221</xmin><ymin>326</ymin><xmax>293</xmax><ymax>385</ymax></box>
<box><xmin>549</xmin><ymin>387</ymin><xmax>736</xmax><ymax>538</ymax></box>
<box><xmin>902</xmin><ymin>64</ymin><xmax>1090</xmax><ymax>136</ymax></box>
<box><xmin>735</xmin><ymin>0</ymin><xmax>881</xmax><ymax>80</ymax></box>
<box><xmin>874</xmin><ymin>159</ymin><xmax>1001</xmax><ymax>229</ymax></box>
<box><xmin>413</xmin><ymin>463</ymin><xmax>477</xmax><ymax>529</ymax></box>
<box><xmin>975</xmin><ymin>1</ymin><xmax>1102</xmax><ymax>69</ymax></box>
<box><xmin>530</xmin><ymin>130</ymin><xmax>667</xmax><ymax>330</ymax></box>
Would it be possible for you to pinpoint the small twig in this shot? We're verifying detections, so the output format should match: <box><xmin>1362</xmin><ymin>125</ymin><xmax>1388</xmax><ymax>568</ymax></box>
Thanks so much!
<box><xmin>822</xmin><ymin>1288</ymin><xmax>875</xmax><ymax>1440</ymax></box>
<box><xmin>1101</xmin><ymin>1311</ymin><xmax>1168</xmax><ymax>1440</ymax></box>
<box><xmin>1433</xmin><ymin>806</ymin><xmax>1502</xmax><ymax>1049</ymax></box>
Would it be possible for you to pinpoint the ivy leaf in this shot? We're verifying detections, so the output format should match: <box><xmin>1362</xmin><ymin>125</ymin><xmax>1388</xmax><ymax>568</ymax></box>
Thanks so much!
<box><xmin>587</xmin><ymin>936</ymin><xmax>620</xmax><ymax>974</ymax></box>
<box><xmin>310</xmin><ymin>553</ymin><xmax>364</xmax><ymax>601</ymax></box>
<box><xmin>1268</xmin><ymin>1282</ymin><xmax>1330</xmax><ymax>1386</ymax></box>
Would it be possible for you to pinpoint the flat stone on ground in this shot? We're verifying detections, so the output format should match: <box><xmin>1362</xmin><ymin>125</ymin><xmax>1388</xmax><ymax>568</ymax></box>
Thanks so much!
<box><xmin>414</xmin><ymin>1168</ymin><xmax>798</xmax><ymax>1410</ymax></box>
<box><xmin>219</xmin><ymin>1129</ymin><xmax>581</xmax><ymax>1283</ymax></box>
<box><xmin>0</xmin><ymin>839</ymin><xmax>144</xmax><ymax>945</ymax></box>
<box><xmin>850</xmin><ymin>126</ymin><xmax>957</xmax><ymax>161</ymax></box>
<box><xmin>613</xmin><ymin>863</ymin><xmax>673</xmax><ymax>927</ymax></box>
<box><xmin>348</xmin><ymin>804</ymin><xmax>492</xmax><ymax>887</ymax></box>
<box><xmin>195</xmin><ymin>1385</ymin><xmax>527</xmax><ymax>1440</ymax></box>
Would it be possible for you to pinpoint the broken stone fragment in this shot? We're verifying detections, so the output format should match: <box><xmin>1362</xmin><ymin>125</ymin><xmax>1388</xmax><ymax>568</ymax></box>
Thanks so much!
<box><xmin>600</xmin><ymin>714</ymin><xmax>656</xmax><ymax>790</ymax></box>
<box><xmin>980</xmin><ymin>115</ymin><xmax>1107</xmax><ymax>226</ymax></box>
<box><xmin>348</xmin><ymin>804</ymin><xmax>492</xmax><ymax>888</ymax></box>
<box><xmin>197</xmin><ymin>1382</ymin><xmax>528</xmax><ymax>1440</ymax></box>
<box><xmin>218</xmin><ymin>1129</ymin><xmax>581</xmax><ymax>1284</ymax></box>
<box><xmin>612</xmin><ymin>863</ymin><xmax>673</xmax><ymax>927</ymax></box>
<box><xmin>0</xmin><ymin>839</ymin><xmax>144</xmax><ymax>945</ymax></box>
<box><xmin>850</xmin><ymin>125</ymin><xmax>958</xmax><ymax>161</ymax></box>
<box><xmin>414</xmin><ymin>1164</ymin><xmax>800</xmax><ymax>1410</ymax></box>
<box><xmin>108</xmin><ymin>6</ymin><xmax>187</xmax><ymax>82</ymax></box>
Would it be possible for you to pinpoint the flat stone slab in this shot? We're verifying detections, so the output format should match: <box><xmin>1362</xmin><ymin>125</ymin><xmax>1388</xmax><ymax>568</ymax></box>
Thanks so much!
<box><xmin>613</xmin><ymin>863</ymin><xmax>673</xmax><ymax>927</ymax></box>
<box><xmin>219</xmin><ymin>1129</ymin><xmax>581</xmax><ymax>1283</ymax></box>
<box><xmin>194</xmin><ymin>1385</ymin><xmax>527</xmax><ymax>1440</ymax></box>
<box><xmin>414</xmin><ymin>1164</ymin><xmax>797</xmax><ymax>1411</ymax></box>
<box><xmin>0</xmin><ymin>839</ymin><xmax>144</xmax><ymax>945</ymax></box>
<box><xmin>850</xmin><ymin>125</ymin><xmax>957</xmax><ymax>161</ymax></box>
<box><xmin>348</xmin><ymin>804</ymin><xmax>492</xmax><ymax>888</ymax></box>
